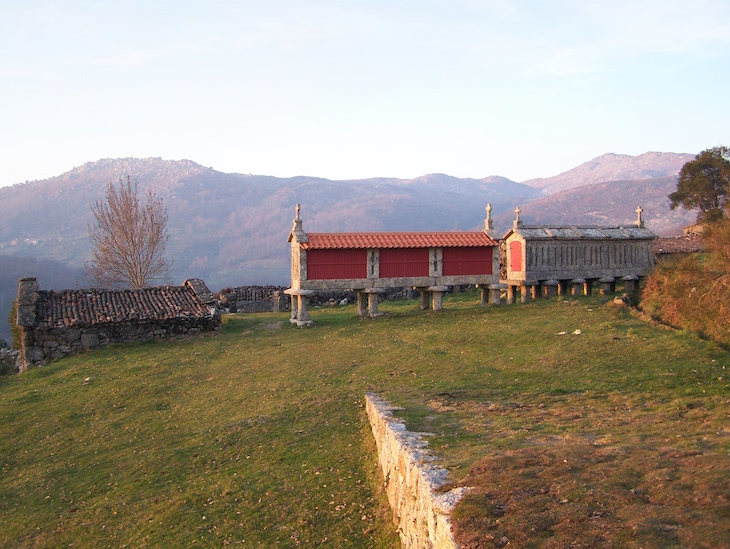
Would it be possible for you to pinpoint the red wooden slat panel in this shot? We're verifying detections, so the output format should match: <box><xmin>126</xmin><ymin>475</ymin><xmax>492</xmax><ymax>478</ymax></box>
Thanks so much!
<box><xmin>379</xmin><ymin>248</ymin><xmax>429</xmax><ymax>278</ymax></box>
<box><xmin>307</xmin><ymin>249</ymin><xmax>367</xmax><ymax>280</ymax></box>
<box><xmin>510</xmin><ymin>241</ymin><xmax>522</xmax><ymax>272</ymax></box>
<box><xmin>442</xmin><ymin>247</ymin><xmax>493</xmax><ymax>276</ymax></box>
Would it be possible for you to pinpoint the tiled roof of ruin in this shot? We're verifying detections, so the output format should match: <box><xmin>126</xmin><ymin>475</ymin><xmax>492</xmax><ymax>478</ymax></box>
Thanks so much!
<box><xmin>35</xmin><ymin>285</ymin><xmax>212</xmax><ymax>329</ymax></box>
<box><xmin>302</xmin><ymin>232</ymin><xmax>498</xmax><ymax>250</ymax></box>
<box><xmin>654</xmin><ymin>233</ymin><xmax>703</xmax><ymax>255</ymax></box>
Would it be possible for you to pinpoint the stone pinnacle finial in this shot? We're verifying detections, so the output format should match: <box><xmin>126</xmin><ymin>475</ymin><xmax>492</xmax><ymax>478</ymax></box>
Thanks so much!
<box><xmin>288</xmin><ymin>203</ymin><xmax>308</xmax><ymax>243</ymax></box>
<box><xmin>513</xmin><ymin>206</ymin><xmax>522</xmax><ymax>229</ymax></box>
<box><xmin>485</xmin><ymin>203</ymin><xmax>493</xmax><ymax>231</ymax></box>
<box><xmin>636</xmin><ymin>205</ymin><xmax>644</xmax><ymax>228</ymax></box>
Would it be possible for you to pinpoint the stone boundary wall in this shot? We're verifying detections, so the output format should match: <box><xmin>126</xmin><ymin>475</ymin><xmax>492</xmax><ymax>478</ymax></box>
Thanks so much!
<box><xmin>216</xmin><ymin>286</ymin><xmax>289</xmax><ymax>313</ymax></box>
<box><xmin>216</xmin><ymin>286</ymin><xmax>428</xmax><ymax>313</ymax></box>
<box><xmin>365</xmin><ymin>393</ymin><xmax>469</xmax><ymax>549</ymax></box>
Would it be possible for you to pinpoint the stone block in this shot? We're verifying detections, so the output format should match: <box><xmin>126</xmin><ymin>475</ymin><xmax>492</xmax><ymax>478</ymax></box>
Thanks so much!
<box><xmin>81</xmin><ymin>333</ymin><xmax>100</xmax><ymax>349</ymax></box>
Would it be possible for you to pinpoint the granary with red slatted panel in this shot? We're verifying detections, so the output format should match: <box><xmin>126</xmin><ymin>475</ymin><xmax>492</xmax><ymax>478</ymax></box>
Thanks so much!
<box><xmin>285</xmin><ymin>204</ymin><xmax>501</xmax><ymax>325</ymax></box>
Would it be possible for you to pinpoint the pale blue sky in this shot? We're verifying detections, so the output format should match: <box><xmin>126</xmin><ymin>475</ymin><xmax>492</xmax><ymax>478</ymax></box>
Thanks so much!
<box><xmin>2</xmin><ymin>0</ymin><xmax>729</xmax><ymax>187</ymax></box>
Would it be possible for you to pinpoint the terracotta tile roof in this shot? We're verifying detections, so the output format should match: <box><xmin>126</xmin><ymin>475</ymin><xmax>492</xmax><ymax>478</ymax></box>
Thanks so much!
<box><xmin>36</xmin><ymin>285</ymin><xmax>212</xmax><ymax>329</ymax></box>
<box><xmin>302</xmin><ymin>232</ymin><xmax>497</xmax><ymax>250</ymax></box>
<box><xmin>654</xmin><ymin>234</ymin><xmax>703</xmax><ymax>255</ymax></box>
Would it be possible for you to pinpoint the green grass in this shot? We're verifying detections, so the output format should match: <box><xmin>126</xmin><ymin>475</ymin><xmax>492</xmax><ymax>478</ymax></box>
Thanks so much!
<box><xmin>1</xmin><ymin>290</ymin><xmax>728</xmax><ymax>548</ymax></box>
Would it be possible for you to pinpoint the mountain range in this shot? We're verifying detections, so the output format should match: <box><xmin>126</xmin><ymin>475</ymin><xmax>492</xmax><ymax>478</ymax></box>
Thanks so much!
<box><xmin>0</xmin><ymin>151</ymin><xmax>697</xmax><ymax>343</ymax></box>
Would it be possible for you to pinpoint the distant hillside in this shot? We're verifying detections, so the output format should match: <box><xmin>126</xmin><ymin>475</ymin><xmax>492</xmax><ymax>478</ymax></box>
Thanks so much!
<box><xmin>0</xmin><ymin>158</ymin><xmax>539</xmax><ymax>290</ymax></box>
<box><xmin>494</xmin><ymin>176</ymin><xmax>697</xmax><ymax>235</ymax></box>
<box><xmin>0</xmin><ymin>153</ymin><xmax>699</xmax><ymax>305</ymax></box>
<box><xmin>523</xmin><ymin>152</ymin><xmax>694</xmax><ymax>195</ymax></box>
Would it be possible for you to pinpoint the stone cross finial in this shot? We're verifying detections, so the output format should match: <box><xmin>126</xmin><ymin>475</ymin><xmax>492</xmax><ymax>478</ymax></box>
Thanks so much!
<box><xmin>636</xmin><ymin>205</ymin><xmax>644</xmax><ymax>228</ymax></box>
<box><xmin>295</xmin><ymin>203</ymin><xmax>301</xmax><ymax>220</ymax></box>
<box><xmin>513</xmin><ymin>206</ymin><xmax>522</xmax><ymax>229</ymax></box>
<box><xmin>485</xmin><ymin>203</ymin><xmax>493</xmax><ymax>231</ymax></box>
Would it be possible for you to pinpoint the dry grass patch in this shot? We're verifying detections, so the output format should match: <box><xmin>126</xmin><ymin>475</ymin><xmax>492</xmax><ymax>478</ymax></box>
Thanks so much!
<box><xmin>431</xmin><ymin>386</ymin><xmax>730</xmax><ymax>548</ymax></box>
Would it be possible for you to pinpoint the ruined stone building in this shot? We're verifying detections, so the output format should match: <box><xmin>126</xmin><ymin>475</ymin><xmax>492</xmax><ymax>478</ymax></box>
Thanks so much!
<box><xmin>15</xmin><ymin>277</ymin><xmax>220</xmax><ymax>371</ymax></box>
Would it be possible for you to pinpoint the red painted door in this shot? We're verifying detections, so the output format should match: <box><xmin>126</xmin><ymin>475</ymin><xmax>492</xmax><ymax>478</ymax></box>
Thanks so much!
<box><xmin>510</xmin><ymin>241</ymin><xmax>522</xmax><ymax>272</ymax></box>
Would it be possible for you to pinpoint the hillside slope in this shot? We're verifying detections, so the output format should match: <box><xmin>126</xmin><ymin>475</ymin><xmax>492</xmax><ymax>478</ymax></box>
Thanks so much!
<box><xmin>494</xmin><ymin>176</ymin><xmax>697</xmax><ymax>235</ymax></box>
<box><xmin>523</xmin><ymin>152</ymin><xmax>693</xmax><ymax>195</ymax></box>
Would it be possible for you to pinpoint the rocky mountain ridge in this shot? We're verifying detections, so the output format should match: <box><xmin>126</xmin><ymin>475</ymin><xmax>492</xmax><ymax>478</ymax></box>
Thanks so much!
<box><xmin>523</xmin><ymin>151</ymin><xmax>694</xmax><ymax>195</ymax></box>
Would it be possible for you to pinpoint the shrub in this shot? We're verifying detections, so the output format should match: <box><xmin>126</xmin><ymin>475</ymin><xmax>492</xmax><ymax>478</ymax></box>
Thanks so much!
<box><xmin>8</xmin><ymin>298</ymin><xmax>21</xmax><ymax>350</ymax></box>
<box><xmin>641</xmin><ymin>218</ymin><xmax>730</xmax><ymax>346</ymax></box>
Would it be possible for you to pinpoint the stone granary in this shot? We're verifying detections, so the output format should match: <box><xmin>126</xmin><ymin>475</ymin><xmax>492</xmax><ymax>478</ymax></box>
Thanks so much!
<box><xmin>15</xmin><ymin>277</ymin><xmax>220</xmax><ymax>371</ymax></box>
<box><xmin>502</xmin><ymin>206</ymin><xmax>657</xmax><ymax>302</ymax></box>
<box><xmin>286</xmin><ymin>204</ymin><xmax>501</xmax><ymax>325</ymax></box>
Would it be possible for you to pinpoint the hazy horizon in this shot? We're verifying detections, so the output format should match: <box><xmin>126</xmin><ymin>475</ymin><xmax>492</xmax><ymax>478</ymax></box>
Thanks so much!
<box><xmin>2</xmin><ymin>1</ymin><xmax>729</xmax><ymax>188</ymax></box>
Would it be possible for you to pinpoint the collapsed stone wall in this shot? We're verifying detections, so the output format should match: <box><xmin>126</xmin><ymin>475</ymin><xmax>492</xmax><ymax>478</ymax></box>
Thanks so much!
<box><xmin>366</xmin><ymin>393</ymin><xmax>468</xmax><ymax>549</ymax></box>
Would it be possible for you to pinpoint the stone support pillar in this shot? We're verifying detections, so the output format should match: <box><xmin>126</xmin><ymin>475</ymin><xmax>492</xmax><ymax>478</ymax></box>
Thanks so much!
<box><xmin>520</xmin><ymin>285</ymin><xmax>531</xmax><ymax>303</ymax></box>
<box><xmin>622</xmin><ymin>275</ymin><xmax>639</xmax><ymax>294</ymax></box>
<box><xmin>506</xmin><ymin>284</ymin><xmax>516</xmax><ymax>305</ymax></box>
<box><xmin>297</xmin><ymin>295</ymin><xmax>312</xmax><ymax>326</ymax></box>
<box><xmin>284</xmin><ymin>289</ymin><xmax>315</xmax><ymax>326</ymax></box>
<box><xmin>544</xmin><ymin>280</ymin><xmax>559</xmax><ymax>298</ymax></box>
<box><xmin>489</xmin><ymin>284</ymin><xmax>504</xmax><ymax>305</ymax></box>
<box><xmin>599</xmin><ymin>277</ymin><xmax>616</xmax><ymax>295</ymax></box>
<box><xmin>583</xmin><ymin>279</ymin><xmax>593</xmax><ymax>296</ymax></box>
<box><xmin>530</xmin><ymin>284</ymin><xmax>540</xmax><ymax>300</ymax></box>
<box><xmin>479</xmin><ymin>285</ymin><xmax>488</xmax><ymax>306</ymax></box>
<box><xmin>368</xmin><ymin>292</ymin><xmax>380</xmax><ymax>317</ymax></box>
<box><xmin>418</xmin><ymin>288</ymin><xmax>430</xmax><ymax>310</ymax></box>
<box><xmin>289</xmin><ymin>295</ymin><xmax>299</xmax><ymax>323</ymax></box>
<box><xmin>428</xmin><ymin>286</ymin><xmax>449</xmax><ymax>311</ymax></box>
<box><xmin>357</xmin><ymin>291</ymin><xmax>368</xmax><ymax>317</ymax></box>
<box><xmin>558</xmin><ymin>280</ymin><xmax>568</xmax><ymax>296</ymax></box>
<box><xmin>361</xmin><ymin>288</ymin><xmax>385</xmax><ymax>317</ymax></box>
<box><xmin>570</xmin><ymin>279</ymin><xmax>586</xmax><ymax>296</ymax></box>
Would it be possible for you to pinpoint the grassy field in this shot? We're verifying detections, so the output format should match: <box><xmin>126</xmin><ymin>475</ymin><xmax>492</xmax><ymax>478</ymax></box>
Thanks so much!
<box><xmin>1</xmin><ymin>290</ymin><xmax>728</xmax><ymax>548</ymax></box>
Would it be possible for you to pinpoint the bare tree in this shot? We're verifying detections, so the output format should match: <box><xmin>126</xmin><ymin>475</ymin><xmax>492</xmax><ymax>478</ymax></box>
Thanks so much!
<box><xmin>87</xmin><ymin>176</ymin><xmax>171</xmax><ymax>288</ymax></box>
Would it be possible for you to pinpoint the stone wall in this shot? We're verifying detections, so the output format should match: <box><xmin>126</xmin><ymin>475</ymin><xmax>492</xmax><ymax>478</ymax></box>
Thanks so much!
<box><xmin>366</xmin><ymin>393</ymin><xmax>468</xmax><ymax>549</ymax></box>
<box><xmin>216</xmin><ymin>286</ymin><xmax>289</xmax><ymax>313</ymax></box>
<box><xmin>0</xmin><ymin>348</ymin><xmax>19</xmax><ymax>375</ymax></box>
<box><xmin>22</xmin><ymin>317</ymin><xmax>221</xmax><ymax>367</ymax></box>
